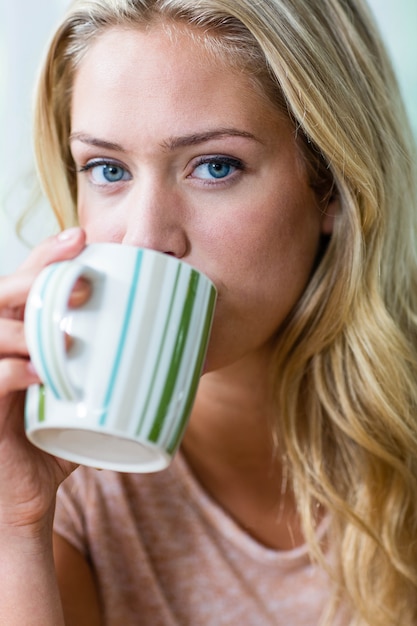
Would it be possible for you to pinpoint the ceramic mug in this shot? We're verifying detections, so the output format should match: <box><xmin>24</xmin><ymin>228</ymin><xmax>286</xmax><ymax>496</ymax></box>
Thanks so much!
<box><xmin>24</xmin><ymin>243</ymin><xmax>216</xmax><ymax>472</ymax></box>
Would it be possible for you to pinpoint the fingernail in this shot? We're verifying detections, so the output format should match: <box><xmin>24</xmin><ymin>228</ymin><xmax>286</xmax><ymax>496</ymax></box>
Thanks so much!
<box><xmin>57</xmin><ymin>227</ymin><xmax>81</xmax><ymax>243</ymax></box>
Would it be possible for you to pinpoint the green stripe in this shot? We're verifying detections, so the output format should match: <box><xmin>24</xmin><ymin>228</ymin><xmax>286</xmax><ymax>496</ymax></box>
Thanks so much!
<box><xmin>149</xmin><ymin>270</ymin><xmax>200</xmax><ymax>442</ymax></box>
<box><xmin>135</xmin><ymin>264</ymin><xmax>182</xmax><ymax>436</ymax></box>
<box><xmin>38</xmin><ymin>385</ymin><xmax>46</xmax><ymax>423</ymax></box>
<box><xmin>167</xmin><ymin>285</ymin><xmax>216</xmax><ymax>454</ymax></box>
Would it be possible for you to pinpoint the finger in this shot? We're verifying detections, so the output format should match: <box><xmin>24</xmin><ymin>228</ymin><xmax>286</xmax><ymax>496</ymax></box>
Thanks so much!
<box><xmin>0</xmin><ymin>319</ymin><xmax>27</xmax><ymax>357</ymax></box>
<box><xmin>0</xmin><ymin>359</ymin><xmax>40</xmax><ymax>396</ymax></box>
<box><xmin>18</xmin><ymin>227</ymin><xmax>86</xmax><ymax>271</ymax></box>
<box><xmin>68</xmin><ymin>277</ymin><xmax>92</xmax><ymax>308</ymax></box>
<box><xmin>0</xmin><ymin>227</ymin><xmax>86</xmax><ymax>310</ymax></box>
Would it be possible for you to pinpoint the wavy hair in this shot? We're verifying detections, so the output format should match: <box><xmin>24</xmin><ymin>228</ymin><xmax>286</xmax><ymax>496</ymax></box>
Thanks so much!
<box><xmin>33</xmin><ymin>0</ymin><xmax>417</xmax><ymax>623</ymax></box>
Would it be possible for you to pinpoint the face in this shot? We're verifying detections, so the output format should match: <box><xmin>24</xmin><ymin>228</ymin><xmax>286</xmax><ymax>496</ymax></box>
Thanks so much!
<box><xmin>70</xmin><ymin>25</ymin><xmax>333</xmax><ymax>372</ymax></box>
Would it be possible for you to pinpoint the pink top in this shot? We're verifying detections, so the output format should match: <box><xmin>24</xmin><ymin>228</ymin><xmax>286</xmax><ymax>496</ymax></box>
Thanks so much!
<box><xmin>54</xmin><ymin>453</ymin><xmax>344</xmax><ymax>625</ymax></box>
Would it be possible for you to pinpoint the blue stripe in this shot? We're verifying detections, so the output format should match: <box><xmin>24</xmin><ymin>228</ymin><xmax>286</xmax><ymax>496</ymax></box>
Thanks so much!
<box><xmin>99</xmin><ymin>249</ymin><xmax>143</xmax><ymax>425</ymax></box>
<box><xmin>36</xmin><ymin>264</ymin><xmax>61</xmax><ymax>398</ymax></box>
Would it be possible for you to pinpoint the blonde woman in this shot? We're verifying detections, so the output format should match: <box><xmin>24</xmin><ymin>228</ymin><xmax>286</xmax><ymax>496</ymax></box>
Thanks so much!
<box><xmin>1</xmin><ymin>0</ymin><xmax>417</xmax><ymax>624</ymax></box>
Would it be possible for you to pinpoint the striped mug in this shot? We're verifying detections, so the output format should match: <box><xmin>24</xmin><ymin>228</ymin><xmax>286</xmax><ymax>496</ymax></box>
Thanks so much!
<box><xmin>24</xmin><ymin>243</ymin><xmax>216</xmax><ymax>472</ymax></box>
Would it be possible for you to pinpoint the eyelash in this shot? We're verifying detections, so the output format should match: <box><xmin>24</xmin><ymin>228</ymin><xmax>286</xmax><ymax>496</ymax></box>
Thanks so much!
<box><xmin>76</xmin><ymin>155</ymin><xmax>245</xmax><ymax>187</ymax></box>
<box><xmin>189</xmin><ymin>155</ymin><xmax>245</xmax><ymax>184</ymax></box>
<box><xmin>77</xmin><ymin>159</ymin><xmax>131</xmax><ymax>186</ymax></box>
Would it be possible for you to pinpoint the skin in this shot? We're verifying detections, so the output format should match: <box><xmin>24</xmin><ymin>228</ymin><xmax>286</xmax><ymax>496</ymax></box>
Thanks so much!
<box><xmin>0</xmin><ymin>22</ymin><xmax>336</xmax><ymax>625</ymax></box>
<box><xmin>71</xmin><ymin>26</ymin><xmax>334</xmax><ymax>375</ymax></box>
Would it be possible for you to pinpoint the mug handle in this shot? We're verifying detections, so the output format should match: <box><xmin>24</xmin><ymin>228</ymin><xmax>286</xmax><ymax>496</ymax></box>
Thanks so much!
<box><xmin>25</xmin><ymin>260</ymin><xmax>98</xmax><ymax>401</ymax></box>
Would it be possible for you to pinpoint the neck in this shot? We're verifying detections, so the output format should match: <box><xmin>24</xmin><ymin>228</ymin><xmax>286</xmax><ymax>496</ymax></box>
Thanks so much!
<box><xmin>181</xmin><ymin>346</ymin><xmax>305</xmax><ymax>550</ymax></box>
<box><xmin>185</xmin><ymin>345</ymin><xmax>276</xmax><ymax>461</ymax></box>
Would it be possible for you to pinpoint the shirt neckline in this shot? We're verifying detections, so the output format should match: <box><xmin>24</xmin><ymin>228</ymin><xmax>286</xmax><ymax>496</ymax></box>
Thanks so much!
<box><xmin>172</xmin><ymin>450</ymin><xmax>329</xmax><ymax>568</ymax></box>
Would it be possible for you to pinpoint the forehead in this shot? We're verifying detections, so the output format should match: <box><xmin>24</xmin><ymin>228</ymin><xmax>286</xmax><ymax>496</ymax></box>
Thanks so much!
<box><xmin>74</xmin><ymin>20</ymin><xmax>252</xmax><ymax>80</ymax></box>
<box><xmin>70</xmin><ymin>24</ymin><xmax>286</xmax><ymax>140</ymax></box>
<box><xmin>72</xmin><ymin>24</ymin><xmax>249</xmax><ymax>100</ymax></box>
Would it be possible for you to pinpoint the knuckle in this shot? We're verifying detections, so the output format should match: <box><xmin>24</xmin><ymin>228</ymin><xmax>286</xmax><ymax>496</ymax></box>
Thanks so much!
<box><xmin>0</xmin><ymin>360</ymin><xmax>15</xmax><ymax>393</ymax></box>
<box><xmin>0</xmin><ymin>320</ymin><xmax>27</xmax><ymax>354</ymax></box>
<box><xmin>0</xmin><ymin>359</ymin><xmax>28</xmax><ymax>396</ymax></box>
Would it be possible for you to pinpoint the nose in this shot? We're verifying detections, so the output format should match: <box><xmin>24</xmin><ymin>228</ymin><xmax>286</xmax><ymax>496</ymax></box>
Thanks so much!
<box><xmin>121</xmin><ymin>182</ymin><xmax>189</xmax><ymax>258</ymax></box>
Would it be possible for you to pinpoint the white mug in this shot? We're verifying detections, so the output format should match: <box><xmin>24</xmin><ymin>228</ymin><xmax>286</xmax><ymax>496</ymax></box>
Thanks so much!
<box><xmin>24</xmin><ymin>243</ymin><xmax>216</xmax><ymax>472</ymax></box>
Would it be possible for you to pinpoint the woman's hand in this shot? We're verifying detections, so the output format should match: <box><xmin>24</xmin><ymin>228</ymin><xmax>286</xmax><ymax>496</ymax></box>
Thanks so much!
<box><xmin>0</xmin><ymin>227</ymin><xmax>87</xmax><ymax>532</ymax></box>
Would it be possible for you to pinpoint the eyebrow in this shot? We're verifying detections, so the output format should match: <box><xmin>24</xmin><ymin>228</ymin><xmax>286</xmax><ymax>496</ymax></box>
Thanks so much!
<box><xmin>161</xmin><ymin>129</ymin><xmax>259</xmax><ymax>150</ymax></box>
<box><xmin>69</xmin><ymin>128</ymin><xmax>259</xmax><ymax>152</ymax></box>
<box><xmin>69</xmin><ymin>132</ymin><xmax>125</xmax><ymax>152</ymax></box>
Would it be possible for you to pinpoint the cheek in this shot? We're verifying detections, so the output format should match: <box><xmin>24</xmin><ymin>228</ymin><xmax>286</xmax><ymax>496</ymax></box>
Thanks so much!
<box><xmin>77</xmin><ymin>193</ymin><xmax>126</xmax><ymax>243</ymax></box>
<box><xmin>198</xmin><ymin>192</ymin><xmax>321</xmax><ymax>287</ymax></box>
<box><xmin>202</xmin><ymin>193</ymin><xmax>322</xmax><ymax>325</ymax></box>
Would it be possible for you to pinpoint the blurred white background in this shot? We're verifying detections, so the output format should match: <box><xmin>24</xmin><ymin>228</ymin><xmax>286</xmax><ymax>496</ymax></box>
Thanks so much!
<box><xmin>1</xmin><ymin>0</ymin><xmax>416</xmax><ymax>274</ymax></box>
<box><xmin>0</xmin><ymin>0</ymin><xmax>69</xmax><ymax>273</ymax></box>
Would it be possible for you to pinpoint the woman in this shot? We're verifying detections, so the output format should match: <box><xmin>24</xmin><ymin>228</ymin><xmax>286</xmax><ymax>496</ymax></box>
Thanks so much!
<box><xmin>1</xmin><ymin>0</ymin><xmax>417</xmax><ymax>624</ymax></box>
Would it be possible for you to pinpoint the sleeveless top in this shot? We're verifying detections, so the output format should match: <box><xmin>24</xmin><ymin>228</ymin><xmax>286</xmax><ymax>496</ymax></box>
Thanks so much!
<box><xmin>54</xmin><ymin>452</ymin><xmax>344</xmax><ymax>625</ymax></box>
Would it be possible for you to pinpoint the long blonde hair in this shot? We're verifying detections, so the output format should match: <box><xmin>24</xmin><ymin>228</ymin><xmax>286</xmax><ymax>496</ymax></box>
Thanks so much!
<box><xmin>33</xmin><ymin>1</ymin><xmax>417</xmax><ymax>623</ymax></box>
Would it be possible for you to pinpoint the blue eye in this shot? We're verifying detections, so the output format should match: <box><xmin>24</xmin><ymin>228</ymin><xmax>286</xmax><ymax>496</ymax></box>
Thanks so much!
<box><xmin>192</xmin><ymin>157</ymin><xmax>243</xmax><ymax>181</ymax></box>
<box><xmin>79</xmin><ymin>160</ymin><xmax>131</xmax><ymax>185</ymax></box>
<box><xmin>99</xmin><ymin>164</ymin><xmax>126</xmax><ymax>182</ymax></box>
<box><xmin>205</xmin><ymin>162</ymin><xmax>232</xmax><ymax>179</ymax></box>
